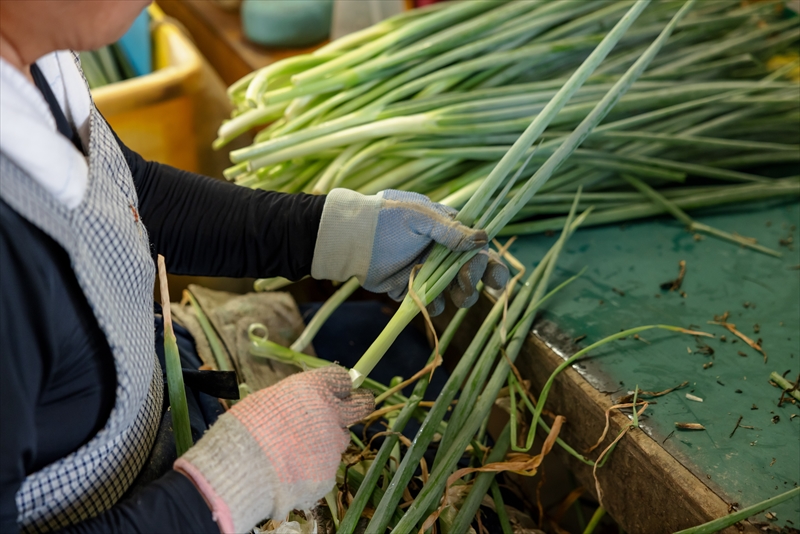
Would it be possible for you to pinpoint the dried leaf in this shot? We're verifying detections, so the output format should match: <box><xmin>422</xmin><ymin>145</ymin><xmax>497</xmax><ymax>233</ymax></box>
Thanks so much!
<box><xmin>675</xmin><ymin>422</ymin><xmax>705</xmax><ymax>430</ymax></box>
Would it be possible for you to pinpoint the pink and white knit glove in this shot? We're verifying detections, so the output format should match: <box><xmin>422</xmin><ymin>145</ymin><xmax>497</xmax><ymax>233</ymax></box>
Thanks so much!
<box><xmin>174</xmin><ymin>366</ymin><xmax>374</xmax><ymax>534</ymax></box>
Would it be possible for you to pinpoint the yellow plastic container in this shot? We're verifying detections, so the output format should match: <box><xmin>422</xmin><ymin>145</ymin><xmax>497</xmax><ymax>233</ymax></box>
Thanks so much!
<box><xmin>92</xmin><ymin>5</ymin><xmax>202</xmax><ymax>172</ymax></box>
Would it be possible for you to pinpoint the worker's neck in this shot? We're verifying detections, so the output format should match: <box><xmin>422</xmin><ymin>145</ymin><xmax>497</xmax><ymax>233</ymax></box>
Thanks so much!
<box><xmin>0</xmin><ymin>32</ymin><xmax>33</xmax><ymax>84</ymax></box>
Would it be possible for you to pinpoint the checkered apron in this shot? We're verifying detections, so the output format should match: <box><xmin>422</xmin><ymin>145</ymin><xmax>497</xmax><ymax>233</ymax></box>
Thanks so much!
<box><xmin>0</xmin><ymin>103</ymin><xmax>163</xmax><ymax>532</ymax></box>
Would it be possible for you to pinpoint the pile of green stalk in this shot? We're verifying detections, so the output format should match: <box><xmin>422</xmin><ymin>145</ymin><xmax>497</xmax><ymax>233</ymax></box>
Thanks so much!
<box><xmin>212</xmin><ymin>0</ymin><xmax>800</xmax><ymax>531</ymax></box>
<box><xmin>218</xmin><ymin>0</ymin><xmax>799</xmax><ymax>251</ymax></box>
<box><xmin>79</xmin><ymin>45</ymin><xmax>139</xmax><ymax>89</ymax></box>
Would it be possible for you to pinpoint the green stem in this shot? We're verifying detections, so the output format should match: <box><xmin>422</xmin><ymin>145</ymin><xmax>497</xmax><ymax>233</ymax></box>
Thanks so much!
<box><xmin>449</xmin><ymin>425</ymin><xmax>513</xmax><ymax>534</ymax></box>
<box><xmin>366</xmin><ymin>280</ymin><xmax>524</xmax><ymax>532</ymax></box>
<box><xmin>770</xmin><ymin>372</ymin><xmax>800</xmax><ymax>402</ymax></box>
<box><xmin>292</xmin><ymin>0</ymin><xmax>503</xmax><ymax>86</ymax></box>
<box><xmin>158</xmin><ymin>256</ymin><xmax>193</xmax><ymax>457</ymax></box>
<box><xmin>623</xmin><ymin>174</ymin><xmax>783</xmax><ymax>257</ymax></box>
<box><xmin>248</xmin><ymin>325</ymin><xmax>409</xmax><ymax>406</ymax></box>
<box><xmin>501</xmin><ymin>179</ymin><xmax>799</xmax><ymax>235</ymax></box>
<box><xmin>396</xmin><ymin>188</ymin><xmax>585</xmax><ymax>533</ymax></box>
<box><xmin>583</xmin><ymin>507</ymin><xmax>606</xmax><ymax>534</ymax></box>
<box><xmin>186</xmin><ymin>292</ymin><xmax>233</xmax><ymax>373</ymax></box>
<box><xmin>674</xmin><ymin>487</ymin><xmax>800</xmax><ymax>534</ymax></box>
<box><xmin>338</xmin><ymin>303</ymin><xmax>473</xmax><ymax>534</ymax></box>
<box><xmin>486</xmin><ymin>0</ymin><xmax>698</xmax><ymax>239</ymax></box>
<box><xmin>530</xmin><ymin>325</ymin><xmax>703</xmax><ymax>436</ymax></box>
<box><xmin>290</xmin><ymin>277</ymin><xmax>360</xmax><ymax>353</ymax></box>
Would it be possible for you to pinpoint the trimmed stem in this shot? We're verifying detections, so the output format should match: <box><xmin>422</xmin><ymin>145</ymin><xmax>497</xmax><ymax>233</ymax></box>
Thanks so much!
<box><xmin>673</xmin><ymin>487</ymin><xmax>800</xmax><ymax>534</ymax></box>
<box><xmin>157</xmin><ymin>256</ymin><xmax>193</xmax><ymax>457</ymax></box>
<box><xmin>290</xmin><ymin>277</ymin><xmax>360</xmax><ymax>353</ymax></box>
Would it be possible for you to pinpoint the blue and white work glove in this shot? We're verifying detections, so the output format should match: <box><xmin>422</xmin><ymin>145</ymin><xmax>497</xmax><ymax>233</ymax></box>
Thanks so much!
<box><xmin>311</xmin><ymin>189</ymin><xmax>509</xmax><ymax>316</ymax></box>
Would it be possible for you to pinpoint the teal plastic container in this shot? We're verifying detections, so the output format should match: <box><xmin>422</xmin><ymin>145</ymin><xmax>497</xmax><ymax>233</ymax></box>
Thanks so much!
<box><xmin>241</xmin><ymin>0</ymin><xmax>333</xmax><ymax>48</ymax></box>
<box><xmin>118</xmin><ymin>9</ymin><xmax>152</xmax><ymax>76</ymax></box>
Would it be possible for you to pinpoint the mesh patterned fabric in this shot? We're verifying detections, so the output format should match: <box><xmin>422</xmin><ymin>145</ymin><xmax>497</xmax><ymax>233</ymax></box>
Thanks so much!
<box><xmin>0</xmin><ymin>104</ymin><xmax>162</xmax><ymax>532</ymax></box>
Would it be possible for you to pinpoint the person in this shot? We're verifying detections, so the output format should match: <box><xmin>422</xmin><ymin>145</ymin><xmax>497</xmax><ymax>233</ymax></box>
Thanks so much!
<box><xmin>0</xmin><ymin>2</ymin><xmax>509</xmax><ymax>533</ymax></box>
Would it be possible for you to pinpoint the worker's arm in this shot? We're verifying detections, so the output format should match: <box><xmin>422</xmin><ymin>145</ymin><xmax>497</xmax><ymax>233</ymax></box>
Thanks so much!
<box><xmin>47</xmin><ymin>472</ymin><xmax>217</xmax><ymax>534</ymax></box>
<box><xmin>116</xmin><ymin>133</ymin><xmax>326</xmax><ymax>281</ymax></box>
<box><xmin>118</xmin><ymin>133</ymin><xmax>508</xmax><ymax>313</ymax></box>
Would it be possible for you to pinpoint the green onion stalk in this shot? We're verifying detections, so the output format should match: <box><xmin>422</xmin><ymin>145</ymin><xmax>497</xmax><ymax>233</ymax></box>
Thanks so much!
<box><xmin>336</xmin><ymin>298</ymin><xmax>474</xmax><ymax>534</ymax></box>
<box><xmin>388</xmin><ymin>189</ymin><xmax>588</xmax><ymax>533</ymax></box>
<box><xmin>675</xmin><ymin>487</ymin><xmax>800</xmax><ymax>534</ymax></box>
<box><xmin>365</xmin><ymin>191</ymin><xmax>589</xmax><ymax>533</ymax></box>
<box><xmin>289</xmin><ymin>276</ymin><xmax>360</xmax><ymax>353</ymax></box>
<box><xmin>157</xmin><ymin>256</ymin><xmax>193</xmax><ymax>457</ymax></box>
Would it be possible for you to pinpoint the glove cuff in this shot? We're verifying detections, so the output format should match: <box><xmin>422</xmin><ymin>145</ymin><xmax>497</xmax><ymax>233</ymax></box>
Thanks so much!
<box><xmin>175</xmin><ymin>414</ymin><xmax>282</xmax><ymax>534</ymax></box>
<box><xmin>311</xmin><ymin>188</ymin><xmax>381</xmax><ymax>282</ymax></box>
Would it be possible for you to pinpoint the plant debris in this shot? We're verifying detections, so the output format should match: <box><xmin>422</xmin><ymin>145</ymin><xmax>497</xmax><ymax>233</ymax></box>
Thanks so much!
<box><xmin>660</xmin><ymin>260</ymin><xmax>687</xmax><ymax>291</ymax></box>
<box><xmin>686</xmin><ymin>393</ymin><xmax>704</xmax><ymax>402</ymax></box>
<box><xmin>730</xmin><ymin>415</ymin><xmax>743</xmax><ymax>438</ymax></box>
<box><xmin>743</xmin><ymin>302</ymin><xmax>754</xmax><ymax>309</ymax></box>
<box><xmin>573</xmin><ymin>334</ymin><xmax>587</xmax><ymax>343</ymax></box>
<box><xmin>696</xmin><ymin>341</ymin><xmax>715</xmax><ymax>356</ymax></box>
<box><xmin>770</xmin><ymin>372</ymin><xmax>800</xmax><ymax>406</ymax></box>
<box><xmin>739</xmin><ymin>351</ymin><xmax>748</xmax><ymax>357</ymax></box>
<box><xmin>708</xmin><ymin>316</ymin><xmax>768</xmax><ymax>363</ymax></box>
<box><xmin>612</xmin><ymin>287</ymin><xmax>625</xmax><ymax>296</ymax></box>
<box><xmin>675</xmin><ymin>422</ymin><xmax>705</xmax><ymax>430</ymax></box>
<box><xmin>617</xmin><ymin>381</ymin><xmax>689</xmax><ymax>404</ymax></box>
<box><xmin>703</xmin><ymin>361</ymin><xmax>714</xmax><ymax>369</ymax></box>
<box><xmin>752</xmin><ymin>404</ymin><xmax>759</xmax><ymax>410</ymax></box>
<box><xmin>772</xmin><ymin>415</ymin><xmax>780</xmax><ymax>424</ymax></box>
<box><xmin>720</xmin><ymin>335</ymin><xmax>727</xmax><ymax>342</ymax></box>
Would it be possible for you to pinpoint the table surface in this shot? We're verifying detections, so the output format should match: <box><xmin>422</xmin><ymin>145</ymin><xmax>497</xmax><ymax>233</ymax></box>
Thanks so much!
<box><xmin>506</xmin><ymin>198</ymin><xmax>800</xmax><ymax>529</ymax></box>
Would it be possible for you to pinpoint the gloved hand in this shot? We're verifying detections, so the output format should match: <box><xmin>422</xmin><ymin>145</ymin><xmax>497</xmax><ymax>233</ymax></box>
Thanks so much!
<box><xmin>311</xmin><ymin>189</ymin><xmax>509</xmax><ymax>315</ymax></box>
<box><xmin>174</xmin><ymin>366</ymin><xmax>374</xmax><ymax>534</ymax></box>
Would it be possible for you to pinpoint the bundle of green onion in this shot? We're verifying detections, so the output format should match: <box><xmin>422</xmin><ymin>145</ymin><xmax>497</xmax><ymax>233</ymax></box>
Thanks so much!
<box><xmin>217</xmin><ymin>0</ymin><xmax>799</xmax><ymax>249</ymax></box>
<box><xmin>215</xmin><ymin>0</ymin><xmax>800</xmax><ymax>531</ymax></box>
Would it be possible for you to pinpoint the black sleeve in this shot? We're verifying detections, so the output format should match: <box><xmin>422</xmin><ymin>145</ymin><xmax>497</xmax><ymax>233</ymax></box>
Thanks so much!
<box><xmin>0</xmin><ymin>208</ymin><xmax>50</xmax><ymax>534</ymax></box>
<box><xmin>52</xmin><ymin>471</ymin><xmax>218</xmax><ymax>534</ymax></box>
<box><xmin>113</xmin><ymin>131</ymin><xmax>327</xmax><ymax>280</ymax></box>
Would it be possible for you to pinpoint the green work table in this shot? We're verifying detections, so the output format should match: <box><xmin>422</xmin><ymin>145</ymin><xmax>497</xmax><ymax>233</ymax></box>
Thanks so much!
<box><xmin>444</xmin><ymin>198</ymin><xmax>799</xmax><ymax>533</ymax></box>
